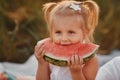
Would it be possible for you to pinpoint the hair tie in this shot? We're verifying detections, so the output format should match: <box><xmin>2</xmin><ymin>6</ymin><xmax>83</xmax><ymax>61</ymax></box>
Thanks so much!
<box><xmin>69</xmin><ymin>3</ymin><xmax>81</xmax><ymax>13</ymax></box>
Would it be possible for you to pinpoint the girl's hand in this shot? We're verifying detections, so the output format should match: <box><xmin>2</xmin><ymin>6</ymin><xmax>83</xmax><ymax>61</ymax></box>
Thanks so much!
<box><xmin>34</xmin><ymin>42</ymin><xmax>47</xmax><ymax>65</ymax></box>
<box><xmin>68</xmin><ymin>55</ymin><xmax>86</xmax><ymax>80</ymax></box>
<box><xmin>68</xmin><ymin>55</ymin><xmax>83</xmax><ymax>73</ymax></box>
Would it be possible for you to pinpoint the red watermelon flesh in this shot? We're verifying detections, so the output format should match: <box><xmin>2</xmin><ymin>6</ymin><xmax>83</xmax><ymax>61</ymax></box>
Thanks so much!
<box><xmin>37</xmin><ymin>38</ymin><xmax>99</xmax><ymax>66</ymax></box>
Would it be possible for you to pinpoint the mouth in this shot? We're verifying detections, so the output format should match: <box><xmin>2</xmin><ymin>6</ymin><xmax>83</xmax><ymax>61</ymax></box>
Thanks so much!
<box><xmin>60</xmin><ymin>42</ymin><xmax>73</xmax><ymax>46</ymax></box>
<box><xmin>61</xmin><ymin>44</ymin><xmax>70</xmax><ymax>46</ymax></box>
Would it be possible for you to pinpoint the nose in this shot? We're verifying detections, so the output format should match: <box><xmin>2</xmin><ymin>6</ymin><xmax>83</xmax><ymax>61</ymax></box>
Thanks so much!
<box><xmin>60</xmin><ymin>35</ymin><xmax>69</xmax><ymax>44</ymax></box>
<box><xmin>61</xmin><ymin>38</ymin><xmax>68</xmax><ymax>42</ymax></box>
<box><xmin>61</xmin><ymin>35</ymin><xmax>68</xmax><ymax>41</ymax></box>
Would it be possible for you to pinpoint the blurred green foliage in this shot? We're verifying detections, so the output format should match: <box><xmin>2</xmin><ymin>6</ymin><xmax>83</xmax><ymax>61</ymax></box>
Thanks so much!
<box><xmin>0</xmin><ymin>0</ymin><xmax>120</xmax><ymax>62</ymax></box>
<box><xmin>0</xmin><ymin>0</ymin><xmax>48</xmax><ymax>63</ymax></box>
<box><xmin>95</xmin><ymin>0</ymin><xmax>120</xmax><ymax>54</ymax></box>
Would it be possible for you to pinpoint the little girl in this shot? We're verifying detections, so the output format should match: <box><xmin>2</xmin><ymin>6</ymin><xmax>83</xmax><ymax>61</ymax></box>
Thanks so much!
<box><xmin>34</xmin><ymin>0</ymin><xmax>99</xmax><ymax>80</ymax></box>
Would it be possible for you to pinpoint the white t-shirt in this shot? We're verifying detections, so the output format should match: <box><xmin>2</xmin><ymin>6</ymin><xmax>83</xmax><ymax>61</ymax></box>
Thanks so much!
<box><xmin>96</xmin><ymin>56</ymin><xmax>120</xmax><ymax>80</ymax></box>
<box><xmin>49</xmin><ymin>64</ymin><xmax>72</xmax><ymax>80</ymax></box>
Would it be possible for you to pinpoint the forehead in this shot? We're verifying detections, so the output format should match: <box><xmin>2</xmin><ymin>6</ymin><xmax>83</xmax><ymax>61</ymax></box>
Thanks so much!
<box><xmin>52</xmin><ymin>16</ymin><xmax>83</xmax><ymax>30</ymax></box>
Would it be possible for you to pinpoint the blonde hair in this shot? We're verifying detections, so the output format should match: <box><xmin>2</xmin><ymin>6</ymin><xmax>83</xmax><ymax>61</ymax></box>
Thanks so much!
<box><xmin>43</xmin><ymin>0</ymin><xmax>99</xmax><ymax>42</ymax></box>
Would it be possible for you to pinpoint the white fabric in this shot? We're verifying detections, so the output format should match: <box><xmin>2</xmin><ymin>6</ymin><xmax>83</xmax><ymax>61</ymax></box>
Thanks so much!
<box><xmin>0</xmin><ymin>55</ymin><xmax>37</xmax><ymax>76</ymax></box>
<box><xmin>97</xmin><ymin>50</ymin><xmax>120</xmax><ymax>67</ymax></box>
<box><xmin>49</xmin><ymin>64</ymin><xmax>72</xmax><ymax>80</ymax></box>
<box><xmin>96</xmin><ymin>56</ymin><xmax>120</xmax><ymax>80</ymax></box>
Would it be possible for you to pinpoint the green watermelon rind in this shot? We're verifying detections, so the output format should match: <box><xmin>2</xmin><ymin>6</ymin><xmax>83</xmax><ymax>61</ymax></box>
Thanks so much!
<box><xmin>43</xmin><ymin>48</ymin><xmax>98</xmax><ymax>67</ymax></box>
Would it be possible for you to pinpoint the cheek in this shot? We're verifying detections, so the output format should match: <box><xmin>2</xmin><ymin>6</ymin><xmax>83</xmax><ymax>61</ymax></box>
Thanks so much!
<box><xmin>79</xmin><ymin>31</ymin><xmax>84</xmax><ymax>38</ymax></box>
<box><xmin>75</xmin><ymin>33</ymin><xmax>84</xmax><ymax>42</ymax></box>
<box><xmin>52</xmin><ymin>36</ymin><xmax>59</xmax><ymax>43</ymax></box>
<box><xmin>78</xmin><ymin>37</ymin><xmax>83</xmax><ymax>42</ymax></box>
<box><xmin>79</xmin><ymin>34</ymin><xmax>84</xmax><ymax>41</ymax></box>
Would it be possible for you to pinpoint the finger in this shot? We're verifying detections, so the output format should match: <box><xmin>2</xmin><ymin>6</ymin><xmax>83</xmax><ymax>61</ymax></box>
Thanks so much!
<box><xmin>34</xmin><ymin>46</ymin><xmax>40</xmax><ymax>57</ymax></box>
<box><xmin>34</xmin><ymin>43</ymin><xmax>44</xmax><ymax>55</ymax></box>
<box><xmin>74</xmin><ymin>55</ymin><xmax>79</xmax><ymax>64</ymax></box>
<box><xmin>41</xmin><ymin>50</ymin><xmax>46</xmax><ymax>57</ymax></box>
<box><xmin>35</xmin><ymin>50</ymin><xmax>46</xmax><ymax>63</ymax></box>
<box><xmin>34</xmin><ymin>46</ymin><xmax>39</xmax><ymax>54</ymax></box>
<box><xmin>37</xmin><ymin>45</ymin><xmax>45</xmax><ymax>56</ymax></box>
<box><xmin>36</xmin><ymin>43</ymin><xmax>44</xmax><ymax>53</ymax></box>
<box><xmin>78</xmin><ymin>56</ymin><xmax>83</xmax><ymax>65</ymax></box>
<box><xmin>71</xmin><ymin>55</ymin><xmax>75</xmax><ymax>66</ymax></box>
<box><xmin>67</xmin><ymin>57</ymin><xmax>71</xmax><ymax>66</ymax></box>
<box><xmin>34</xmin><ymin>45</ymin><xmax>45</xmax><ymax>59</ymax></box>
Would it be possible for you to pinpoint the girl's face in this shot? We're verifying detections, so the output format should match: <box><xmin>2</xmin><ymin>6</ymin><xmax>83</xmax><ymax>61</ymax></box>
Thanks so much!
<box><xmin>51</xmin><ymin>16</ymin><xmax>84</xmax><ymax>45</ymax></box>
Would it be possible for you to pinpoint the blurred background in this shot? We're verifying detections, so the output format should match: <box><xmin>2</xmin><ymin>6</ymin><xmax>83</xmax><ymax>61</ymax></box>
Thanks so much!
<box><xmin>0</xmin><ymin>0</ymin><xmax>120</xmax><ymax>63</ymax></box>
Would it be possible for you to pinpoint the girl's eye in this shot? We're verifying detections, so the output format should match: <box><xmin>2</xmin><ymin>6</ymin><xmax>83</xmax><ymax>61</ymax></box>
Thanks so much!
<box><xmin>68</xmin><ymin>31</ymin><xmax>75</xmax><ymax>34</ymax></box>
<box><xmin>55</xmin><ymin>31</ymin><xmax>61</xmax><ymax>34</ymax></box>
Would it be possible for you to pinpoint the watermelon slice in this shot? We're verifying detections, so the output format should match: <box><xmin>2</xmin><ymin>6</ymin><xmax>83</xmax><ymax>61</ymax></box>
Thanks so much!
<box><xmin>37</xmin><ymin>38</ymin><xmax>99</xmax><ymax>66</ymax></box>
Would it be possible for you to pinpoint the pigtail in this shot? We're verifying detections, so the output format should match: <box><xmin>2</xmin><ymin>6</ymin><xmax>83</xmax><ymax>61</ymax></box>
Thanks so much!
<box><xmin>83</xmin><ymin>0</ymin><xmax>99</xmax><ymax>42</ymax></box>
<box><xmin>42</xmin><ymin>2</ymin><xmax>56</xmax><ymax>25</ymax></box>
<box><xmin>84</xmin><ymin>0</ymin><xmax>99</xmax><ymax>27</ymax></box>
